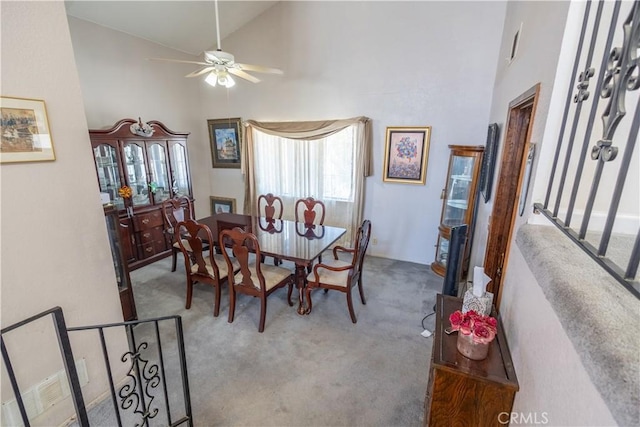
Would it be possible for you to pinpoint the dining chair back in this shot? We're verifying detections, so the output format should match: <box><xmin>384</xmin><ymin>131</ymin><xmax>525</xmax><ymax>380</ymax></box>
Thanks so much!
<box><xmin>219</xmin><ymin>227</ymin><xmax>294</xmax><ymax>332</ymax></box>
<box><xmin>305</xmin><ymin>219</ymin><xmax>371</xmax><ymax>323</ymax></box>
<box><xmin>162</xmin><ymin>197</ymin><xmax>209</xmax><ymax>272</ymax></box>
<box><xmin>257</xmin><ymin>193</ymin><xmax>284</xmax><ymax>265</ymax></box>
<box><xmin>175</xmin><ymin>219</ymin><xmax>238</xmax><ymax>317</ymax></box>
<box><xmin>258</xmin><ymin>193</ymin><xmax>284</xmax><ymax>220</ymax></box>
<box><xmin>295</xmin><ymin>197</ymin><xmax>325</xmax><ymax>226</ymax></box>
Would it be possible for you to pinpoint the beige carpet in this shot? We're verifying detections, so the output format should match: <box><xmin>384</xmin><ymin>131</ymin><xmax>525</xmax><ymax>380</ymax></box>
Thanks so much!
<box><xmin>78</xmin><ymin>254</ymin><xmax>442</xmax><ymax>426</ymax></box>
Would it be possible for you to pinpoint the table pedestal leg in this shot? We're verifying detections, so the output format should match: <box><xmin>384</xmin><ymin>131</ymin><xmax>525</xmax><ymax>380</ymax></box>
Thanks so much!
<box><xmin>295</xmin><ymin>264</ymin><xmax>308</xmax><ymax>315</ymax></box>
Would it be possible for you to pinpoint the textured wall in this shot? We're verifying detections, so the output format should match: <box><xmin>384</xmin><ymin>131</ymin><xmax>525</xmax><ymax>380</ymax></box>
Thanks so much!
<box><xmin>1</xmin><ymin>1</ymin><xmax>128</xmax><ymax>424</ymax></box>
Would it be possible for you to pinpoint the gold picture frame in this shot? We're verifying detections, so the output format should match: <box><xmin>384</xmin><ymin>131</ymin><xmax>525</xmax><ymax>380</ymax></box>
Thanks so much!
<box><xmin>210</xmin><ymin>196</ymin><xmax>236</xmax><ymax>215</ymax></box>
<box><xmin>382</xmin><ymin>126</ymin><xmax>431</xmax><ymax>184</ymax></box>
<box><xmin>1</xmin><ymin>96</ymin><xmax>55</xmax><ymax>163</ymax></box>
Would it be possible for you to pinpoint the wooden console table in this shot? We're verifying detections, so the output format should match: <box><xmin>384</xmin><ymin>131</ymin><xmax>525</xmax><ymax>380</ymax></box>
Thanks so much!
<box><xmin>424</xmin><ymin>294</ymin><xmax>519</xmax><ymax>426</ymax></box>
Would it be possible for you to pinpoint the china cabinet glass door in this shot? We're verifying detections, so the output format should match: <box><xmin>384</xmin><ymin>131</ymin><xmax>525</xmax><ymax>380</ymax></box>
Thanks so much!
<box><xmin>123</xmin><ymin>143</ymin><xmax>150</xmax><ymax>207</ymax></box>
<box><xmin>443</xmin><ymin>155</ymin><xmax>475</xmax><ymax>227</ymax></box>
<box><xmin>431</xmin><ymin>145</ymin><xmax>484</xmax><ymax>278</ymax></box>
<box><xmin>147</xmin><ymin>142</ymin><xmax>170</xmax><ymax>203</ymax></box>
<box><xmin>93</xmin><ymin>144</ymin><xmax>123</xmax><ymax>209</ymax></box>
<box><xmin>170</xmin><ymin>142</ymin><xmax>190</xmax><ymax>197</ymax></box>
<box><xmin>435</xmin><ymin>233</ymin><xmax>450</xmax><ymax>267</ymax></box>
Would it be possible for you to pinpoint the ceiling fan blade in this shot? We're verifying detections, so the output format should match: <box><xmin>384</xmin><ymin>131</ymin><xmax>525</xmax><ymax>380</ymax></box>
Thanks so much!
<box><xmin>185</xmin><ymin>67</ymin><xmax>215</xmax><ymax>78</ymax></box>
<box><xmin>228</xmin><ymin>68</ymin><xmax>261</xmax><ymax>83</ymax></box>
<box><xmin>236</xmin><ymin>63</ymin><xmax>284</xmax><ymax>75</ymax></box>
<box><xmin>148</xmin><ymin>57</ymin><xmax>210</xmax><ymax>66</ymax></box>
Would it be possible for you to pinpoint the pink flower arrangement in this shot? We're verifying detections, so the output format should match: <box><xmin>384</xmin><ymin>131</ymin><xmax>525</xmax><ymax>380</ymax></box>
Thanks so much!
<box><xmin>449</xmin><ymin>310</ymin><xmax>498</xmax><ymax>344</ymax></box>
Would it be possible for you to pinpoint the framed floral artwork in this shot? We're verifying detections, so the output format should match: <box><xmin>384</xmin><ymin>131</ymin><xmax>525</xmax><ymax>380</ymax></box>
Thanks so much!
<box><xmin>0</xmin><ymin>96</ymin><xmax>56</xmax><ymax>163</ymax></box>
<box><xmin>382</xmin><ymin>126</ymin><xmax>431</xmax><ymax>184</ymax></box>
<box><xmin>207</xmin><ymin>117</ymin><xmax>241</xmax><ymax>168</ymax></box>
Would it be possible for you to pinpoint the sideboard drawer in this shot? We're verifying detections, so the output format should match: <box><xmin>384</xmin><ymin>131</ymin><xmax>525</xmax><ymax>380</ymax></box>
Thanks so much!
<box><xmin>139</xmin><ymin>226</ymin><xmax>165</xmax><ymax>243</ymax></box>
<box><xmin>134</xmin><ymin>210</ymin><xmax>164</xmax><ymax>230</ymax></box>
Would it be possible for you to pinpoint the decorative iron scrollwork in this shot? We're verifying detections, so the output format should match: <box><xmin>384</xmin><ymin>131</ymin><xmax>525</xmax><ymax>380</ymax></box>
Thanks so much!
<box><xmin>594</xmin><ymin>2</ymin><xmax>640</xmax><ymax>162</ymax></box>
<box><xmin>574</xmin><ymin>67</ymin><xmax>595</xmax><ymax>102</ymax></box>
<box><xmin>119</xmin><ymin>342</ymin><xmax>160</xmax><ymax>426</ymax></box>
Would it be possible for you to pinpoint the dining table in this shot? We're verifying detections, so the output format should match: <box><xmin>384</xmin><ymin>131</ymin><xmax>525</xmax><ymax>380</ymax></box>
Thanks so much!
<box><xmin>197</xmin><ymin>213</ymin><xmax>347</xmax><ymax>315</ymax></box>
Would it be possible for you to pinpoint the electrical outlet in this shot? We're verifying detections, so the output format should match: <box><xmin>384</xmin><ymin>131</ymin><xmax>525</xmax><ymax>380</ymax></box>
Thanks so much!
<box><xmin>372</xmin><ymin>238</ymin><xmax>378</xmax><ymax>245</ymax></box>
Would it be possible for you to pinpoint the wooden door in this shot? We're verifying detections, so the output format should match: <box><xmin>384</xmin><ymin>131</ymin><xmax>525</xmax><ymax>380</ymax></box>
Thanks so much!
<box><xmin>484</xmin><ymin>84</ymin><xmax>539</xmax><ymax>309</ymax></box>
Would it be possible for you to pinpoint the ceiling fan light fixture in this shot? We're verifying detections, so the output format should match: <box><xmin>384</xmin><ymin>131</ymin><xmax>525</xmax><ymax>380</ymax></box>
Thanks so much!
<box><xmin>217</xmin><ymin>71</ymin><xmax>235</xmax><ymax>88</ymax></box>
<box><xmin>149</xmin><ymin>0</ymin><xmax>282</xmax><ymax>88</ymax></box>
<box><xmin>205</xmin><ymin>71</ymin><xmax>218</xmax><ymax>87</ymax></box>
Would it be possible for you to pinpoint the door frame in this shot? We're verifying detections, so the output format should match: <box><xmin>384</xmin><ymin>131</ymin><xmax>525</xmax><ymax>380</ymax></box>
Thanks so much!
<box><xmin>484</xmin><ymin>83</ymin><xmax>540</xmax><ymax>310</ymax></box>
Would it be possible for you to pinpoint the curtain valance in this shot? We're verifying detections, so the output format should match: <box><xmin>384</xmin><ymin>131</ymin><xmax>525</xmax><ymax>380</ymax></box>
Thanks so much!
<box><xmin>243</xmin><ymin>116</ymin><xmax>373</xmax><ymax>177</ymax></box>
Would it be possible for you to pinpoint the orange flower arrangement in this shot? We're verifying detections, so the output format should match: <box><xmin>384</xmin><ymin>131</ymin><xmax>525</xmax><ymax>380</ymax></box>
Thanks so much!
<box><xmin>118</xmin><ymin>185</ymin><xmax>132</xmax><ymax>199</ymax></box>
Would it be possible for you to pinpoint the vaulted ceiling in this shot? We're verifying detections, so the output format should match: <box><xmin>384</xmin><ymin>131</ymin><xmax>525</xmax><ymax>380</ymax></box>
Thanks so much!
<box><xmin>64</xmin><ymin>1</ymin><xmax>279</xmax><ymax>55</ymax></box>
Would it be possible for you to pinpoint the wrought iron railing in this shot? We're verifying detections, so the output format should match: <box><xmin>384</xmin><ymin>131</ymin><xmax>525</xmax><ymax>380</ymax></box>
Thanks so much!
<box><xmin>1</xmin><ymin>307</ymin><xmax>192</xmax><ymax>427</ymax></box>
<box><xmin>534</xmin><ymin>0</ymin><xmax>640</xmax><ymax>298</ymax></box>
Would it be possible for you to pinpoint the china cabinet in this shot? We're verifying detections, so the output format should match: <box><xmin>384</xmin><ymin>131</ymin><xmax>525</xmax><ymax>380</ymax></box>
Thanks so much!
<box><xmin>431</xmin><ymin>145</ymin><xmax>484</xmax><ymax>279</ymax></box>
<box><xmin>104</xmin><ymin>206</ymin><xmax>136</xmax><ymax>320</ymax></box>
<box><xmin>90</xmin><ymin>119</ymin><xmax>192</xmax><ymax>270</ymax></box>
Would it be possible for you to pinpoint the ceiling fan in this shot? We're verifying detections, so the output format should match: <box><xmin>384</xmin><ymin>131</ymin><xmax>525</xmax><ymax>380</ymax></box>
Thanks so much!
<box><xmin>149</xmin><ymin>0</ymin><xmax>283</xmax><ymax>88</ymax></box>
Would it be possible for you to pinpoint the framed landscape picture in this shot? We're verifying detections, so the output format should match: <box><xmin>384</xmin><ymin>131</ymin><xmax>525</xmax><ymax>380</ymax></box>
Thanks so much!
<box><xmin>0</xmin><ymin>96</ymin><xmax>56</xmax><ymax>164</ymax></box>
<box><xmin>208</xmin><ymin>117</ymin><xmax>242</xmax><ymax>168</ymax></box>
<box><xmin>382</xmin><ymin>126</ymin><xmax>431</xmax><ymax>184</ymax></box>
<box><xmin>210</xmin><ymin>196</ymin><xmax>236</xmax><ymax>215</ymax></box>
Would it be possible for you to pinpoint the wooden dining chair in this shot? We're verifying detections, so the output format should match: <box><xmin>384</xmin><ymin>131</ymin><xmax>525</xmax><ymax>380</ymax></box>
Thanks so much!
<box><xmin>258</xmin><ymin>193</ymin><xmax>284</xmax><ymax>265</ymax></box>
<box><xmin>219</xmin><ymin>227</ymin><xmax>294</xmax><ymax>332</ymax></box>
<box><xmin>175</xmin><ymin>219</ymin><xmax>239</xmax><ymax>317</ymax></box>
<box><xmin>296</xmin><ymin>197</ymin><xmax>327</xmax><ymax>269</ymax></box>
<box><xmin>295</xmin><ymin>197</ymin><xmax>325</xmax><ymax>226</ymax></box>
<box><xmin>162</xmin><ymin>197</ymin><xmax>209</xmax><ymax>272</ymax></box>
<box><xmin>258</xmin><ymin>193</ymin><xmax>284</xmax><ymax>220</ymax></box>
<box><xmin>305</xmin><ymin>219</ymin><xmax>371</xmax><ymax>323</ymax></box>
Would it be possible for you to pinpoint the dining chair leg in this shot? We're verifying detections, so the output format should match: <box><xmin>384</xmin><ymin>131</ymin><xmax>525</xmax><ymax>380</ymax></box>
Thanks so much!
<box><xmin>346</xmin><ymin>290</ymin><xmax>357</xmax><ymax>323</ymax></box>
<box><xmin>171</xmin><ymin>248</ymin><xmax>178</xmax><ymax>272</ymax></box>
<box><xmin>228</xmin><ymin>288</ymin><xmax>237</xmax><ymax>323</ymax></box>
<box><xmin>185</xmin><ymin>278</ymin><xmax>194</xmax><ymax>309</ymax></box>
<box><xmin>358</xmin><ymin>278</ymin><xmax>366</xmax><ymax>305</ymax></box>
<box><xmin>213</xmin><ymin>284</ymin><xmax>221</xmax><ymax>317</ymax></box>
<box><xmin>258</xmin><ymin>296</ymin><xmax>267</xmax><ymax>333</ymax></box>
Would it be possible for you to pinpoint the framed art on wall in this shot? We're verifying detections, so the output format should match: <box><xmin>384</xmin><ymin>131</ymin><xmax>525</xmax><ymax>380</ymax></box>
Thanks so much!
<box><xmin>207</xmin><ymin>117</ymin><xmax>242</xmax><ymax>168</ymax></box>
<box><xmin>0</xmin><ymin>96</ymin><xmax>56</xmax><ymax>163</ymax></box>
<box><xmin>382</xmin><ymin>126</ymin><xmax>431</xmax><ymax>184</ymax></box>
<box><xmin>480</xmin><ymin>123</ymin><xmax>500</xmax><ymax>203</ymax></box>
<box><xmin>210</xmin><ymin>196</ymin><xmax>236</xmax><ymax>215</ymax></box>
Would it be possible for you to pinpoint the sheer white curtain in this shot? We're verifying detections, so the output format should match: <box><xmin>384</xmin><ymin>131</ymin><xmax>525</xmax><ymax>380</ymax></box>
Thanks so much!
<box><xmin>242</xmin><ymin>117</ymin><xmax>372</xmax><ymax>246</ymax></box>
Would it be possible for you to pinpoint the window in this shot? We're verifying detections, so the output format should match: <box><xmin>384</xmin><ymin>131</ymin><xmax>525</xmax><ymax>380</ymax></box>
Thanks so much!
<box><xmin>253</xmin><ymin>126</ymin><xmax>356</xmax><ymax>202</ymax></box>
<box><xmin>243</xmin><ymin>117</ymin><xmax>372</xmax><ymax>246</ymax></box>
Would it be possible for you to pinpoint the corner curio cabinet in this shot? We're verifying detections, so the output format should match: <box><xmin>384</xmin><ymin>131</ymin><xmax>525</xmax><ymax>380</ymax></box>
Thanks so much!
<box><xmin>431</xmin><ymin>145</ymin><xmax>484</xmax><ymax>279</ymax></box>
<box><xmin>90</xmin><ymin>119</ymin><xmax>192</xmax><ymax>270</ymax></box>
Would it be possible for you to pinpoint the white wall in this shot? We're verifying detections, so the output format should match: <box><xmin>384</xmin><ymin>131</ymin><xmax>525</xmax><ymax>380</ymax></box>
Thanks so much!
<box><xmin>198</xmin><ymin>1</ymin><xmax>507</xmax><ymax>264</ymax></box>
<box><xmin>472</xmin><ymin>1</ymin><xmax>617</xmax><ymax>425</ymax></box>
<box><xmin>0</xmin><ymin>2</ymin><xmax>128</xmax><ymax>425</ymax></box>
<box><xmin>500</xmin><ymin>247</ymin><xmax>616</xmax><ymax>426</ymax></box>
